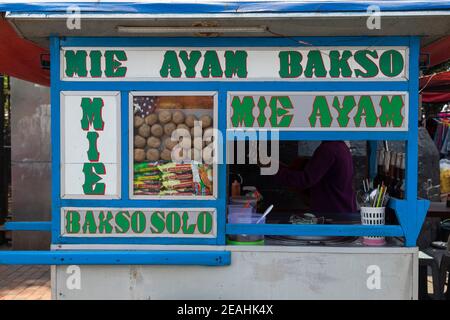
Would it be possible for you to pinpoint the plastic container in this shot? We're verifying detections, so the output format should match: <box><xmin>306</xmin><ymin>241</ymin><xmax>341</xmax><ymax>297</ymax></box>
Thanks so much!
<box><xmin>228</xmin><ymin>197</ymin><xmax>258</xmax><ymax>208</ymax></box>
<box><xmin>227</xmin><ymin>204</ymin><xmax>255</xmax><ymax>219</ymax></box>
<box><xmin>360</xmin><ymin>206</ymin><xmax>386</xmax><ymax>246</ymax></box>
<box><xmin>227</xmin><ymin>208</ymin><xmax>265</xmax><ymax>244</ymax></box>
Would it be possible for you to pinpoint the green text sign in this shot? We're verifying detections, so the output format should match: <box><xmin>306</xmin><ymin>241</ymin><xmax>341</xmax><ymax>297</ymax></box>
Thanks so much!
<box><xmin>228</xmin><ymin>92</ymin><xmax>408</xmax><ymax>131</ymax></box>
<box><xmin>62</xmin><ymin>208</ymin><xmax>217</xmax><ymax>238</ymax></box>
<box><xmin>61</xmin><ymin>47</ymin><xmax>408</xmax><ymax>81</ymax></box>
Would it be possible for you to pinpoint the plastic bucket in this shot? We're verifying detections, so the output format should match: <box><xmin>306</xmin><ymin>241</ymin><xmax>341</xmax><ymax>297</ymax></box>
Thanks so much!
<box><xmin>227</xmin><ymin>205</ymin><xmax>255</xmax><ymax>221</ymax></box>
<box><xmin>227</xmin><ymin>210</ymin><xmax>265</xmax><ymax>244</ymax></box>
<box><xmin>360</xmin><ymin>206</ymin><xmax>386</xmax><ymax>246</ymax></box>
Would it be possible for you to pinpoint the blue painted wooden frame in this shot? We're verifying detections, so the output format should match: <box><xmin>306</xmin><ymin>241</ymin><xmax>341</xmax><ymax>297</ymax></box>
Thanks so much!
<box><xmin>4</xmin><ymin>2</ymin><xmax>450</xmax><ymax>15</ymax></box>
<box><xmin>52</xmin><ymin>37</ymin><xmax>229</xmax><ymax>246</ymax></box>
<box><xmin>3</xmin><ymin>222</ymin><xmax>52</xmax><ymax>231</ymax></box>
<box><xmin>48</xmin><ymin>36</ymin><xmax>428</xmax><ymax>248</ymax></box>
<box><xmin>0</xmin><ymin>251</ymin><xmax>231</xmax><ymax>266</ymax></box>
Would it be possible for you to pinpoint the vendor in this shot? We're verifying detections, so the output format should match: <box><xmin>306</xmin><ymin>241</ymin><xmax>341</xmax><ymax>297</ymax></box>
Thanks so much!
<box><xmin>273</xmin><ymin>141</ymin><xmax>357</xmax><ymax>214</ymax></box>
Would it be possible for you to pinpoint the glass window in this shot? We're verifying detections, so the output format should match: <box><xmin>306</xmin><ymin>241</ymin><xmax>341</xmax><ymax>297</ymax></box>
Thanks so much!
<box><xmin>130</xmin><ymin>93</ymin><xmax>216</xmax><ymax>199</ymax></box>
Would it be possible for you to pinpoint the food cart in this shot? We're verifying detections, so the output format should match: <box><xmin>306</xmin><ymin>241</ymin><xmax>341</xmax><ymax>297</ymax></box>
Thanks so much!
<box><xmin>2</xmin><ymin>1</ymin><xmax>450</xmax><ymax>299</ymax></box>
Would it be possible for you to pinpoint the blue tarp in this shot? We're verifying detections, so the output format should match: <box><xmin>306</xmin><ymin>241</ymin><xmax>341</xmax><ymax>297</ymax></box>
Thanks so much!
<box><xmin>1</xmin><ymin>1</ymin><xmax>450</xmax><ymax>15</ymax></box>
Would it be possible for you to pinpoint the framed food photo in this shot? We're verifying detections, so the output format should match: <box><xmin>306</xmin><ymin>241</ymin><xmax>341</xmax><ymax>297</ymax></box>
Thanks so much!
<box><xmin>130</xmin><ymin>92</ymin><xmax>218</xmax><ymax>200</ymax></box>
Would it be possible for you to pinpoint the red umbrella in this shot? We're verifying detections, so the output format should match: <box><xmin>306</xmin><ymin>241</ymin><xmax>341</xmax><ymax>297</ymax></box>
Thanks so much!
<box><xmin>422</xmin><ymin>35</ymin><xmax>450</xmax><ymax>69</ymax></box>
<box><xmin>420</xmin><ymin>71</ymin><xmax>450</xmax><ymax>89</ymax></box>
<box><xmin>422</xmin><ymin>92</ymin><xmax>450</xmax><ymax>104</ymax></box>
<box><xmin>0</xmin><ymin>17</ymin><xmax>49</xmax><ymax>86</ymax></box>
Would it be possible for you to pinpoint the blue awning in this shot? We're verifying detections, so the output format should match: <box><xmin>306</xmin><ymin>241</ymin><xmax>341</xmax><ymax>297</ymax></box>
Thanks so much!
<box><xmin>1</xmin><ymin>1</ymin><xmax>450</xmax><ymax>15</ymax></box>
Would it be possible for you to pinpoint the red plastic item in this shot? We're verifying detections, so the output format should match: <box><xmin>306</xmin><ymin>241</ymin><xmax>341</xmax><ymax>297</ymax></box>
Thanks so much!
<box><xmin>0</xmin><ymin>18</ymin><xmax>49</xmax><ymax>86</ymax></box>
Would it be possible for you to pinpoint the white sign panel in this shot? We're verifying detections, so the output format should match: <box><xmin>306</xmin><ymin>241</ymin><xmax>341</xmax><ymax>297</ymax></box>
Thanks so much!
<box><xmin>60</xmin><ymin>92</ymin><xmax>121</xmax><ymax>199</ymax></box>
<box><xmin>61</xmin><ymin>207</ymin><xmax>217</xmax><ymax>238</ymax></box>
<box><xmin>61</xmin><ymin>47</ymin><xmax>409</xmax><ymax>81</ymax></box>
<box><xmin>227</xmin><ymin>92</ymin><xmax>408</xmax><ymax>131</ymax></box>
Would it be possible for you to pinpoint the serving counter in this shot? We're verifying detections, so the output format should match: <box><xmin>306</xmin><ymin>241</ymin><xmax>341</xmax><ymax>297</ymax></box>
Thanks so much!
<box><xmin>51</xmin><ymin>245</ymin><xmax>418</xmax><ymax>300</ymax></box>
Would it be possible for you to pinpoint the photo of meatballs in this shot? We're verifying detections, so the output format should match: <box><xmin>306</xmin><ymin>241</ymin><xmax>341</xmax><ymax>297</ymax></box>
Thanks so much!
<box><xmin>133</xmin><ymin>95</ymin><xmax>214</xmax><ymax>197</ymax></box>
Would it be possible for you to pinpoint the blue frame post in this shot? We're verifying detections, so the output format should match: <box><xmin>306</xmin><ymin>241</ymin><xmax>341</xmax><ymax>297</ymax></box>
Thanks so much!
<box><xmin>50</xmin><ymin>36</ymin><xmax>61</xmax><ymax>244</ymax></box>
<box><xmin>404</xmin><ymin>37</ymin><xmax>419</xmax><ymax>246</ymax></box>
<box><xmin>404</xmin><ymin>37</ymin><xmax>427</xmax><ymax>246</ymax></box>
<box><xmin>217</xmin><ymin>88</ymin><xmax>228</xmax><ymax>245</ymax></box>
<box><xmin>121</xmin><ymin>91</ymin><xmax>129</xmax><ymax>202</ymax></box>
